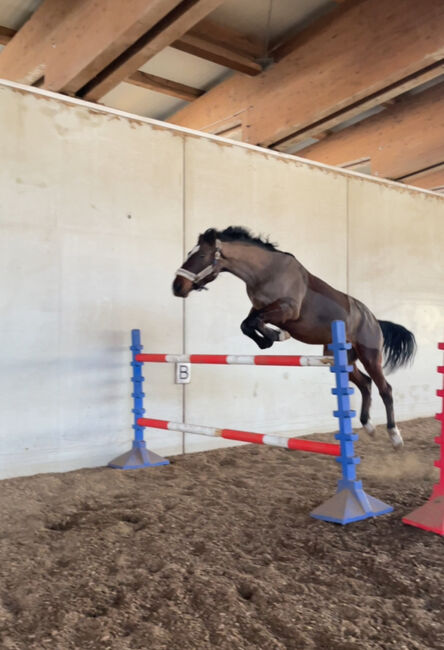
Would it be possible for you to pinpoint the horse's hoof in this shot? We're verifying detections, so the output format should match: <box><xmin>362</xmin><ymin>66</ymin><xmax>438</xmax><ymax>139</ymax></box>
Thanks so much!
<box><xmin>388</xmin><ymin>427</ymin><xmax>404</xmax><ymax>449</ymax></box>
<box><xmin>278</xmin><ymin>330</ymin><xmax>291</xmax><ymax>342</ymax></box>
<box><xmin>363</xmin><ymin>419</ymin><xmax>376</xmax><ymax>437</ymax></box>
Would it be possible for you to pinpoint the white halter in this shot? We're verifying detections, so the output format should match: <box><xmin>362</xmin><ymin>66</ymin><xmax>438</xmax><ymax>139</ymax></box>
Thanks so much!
<box><xmin>175</xmin><ymin>239</ymin><xmax>222</xmax><ymax>285</ymax></box>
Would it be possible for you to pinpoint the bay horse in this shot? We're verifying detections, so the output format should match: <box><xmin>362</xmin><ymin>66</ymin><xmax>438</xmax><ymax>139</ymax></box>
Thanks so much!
<box><xmin>172</xmin><ymin>226</ymin><xmax>416</xmax><ymax>449</ymax></box>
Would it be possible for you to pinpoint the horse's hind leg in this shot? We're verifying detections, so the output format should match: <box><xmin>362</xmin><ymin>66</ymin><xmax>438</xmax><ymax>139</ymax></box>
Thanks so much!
<box><xmin>349</xmin><ymin>364</ymin><xmax>374</xmax><ymax>436</ymax></box>
<box><xmin>324</xmin><ymin>344</ymin><xmax>374</xmax><ymax>436</ymax></box>
<box><xmin>356</xmin><ymin>345</ymin><xmax>403</xmax><ymax>449</ymax></box>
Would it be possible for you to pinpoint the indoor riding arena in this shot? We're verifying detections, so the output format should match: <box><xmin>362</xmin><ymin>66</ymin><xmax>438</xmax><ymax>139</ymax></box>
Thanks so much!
<box><xmin>1</xmin><ymin>1</ymin><xmax>444</xmax><ymax>649</ymax></box>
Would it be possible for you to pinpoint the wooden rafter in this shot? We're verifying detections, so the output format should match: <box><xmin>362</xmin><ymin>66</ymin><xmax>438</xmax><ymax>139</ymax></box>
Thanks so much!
<box><xmin>270</xmin><ymin>0</ymin><xmax>353</xmax><ymax>62</ymax></box>
<box><xmin>168</xmin><ymin>0</ymin><xmax>444</xmax><ymax>150</ymax></box>
<box><xmin>297</xmin><ymin>83</ymin><xmax>444</xmax><ymax>181</ymax></box>
<box><xmin>187</xmin><ymin>18</ymin><xmax>263</xmax><ymax>58</ymax></box>
<box><xmin>0</xmin><ymin>25</ymin><xmax>15</xmax><ymax>46</ymax></box>
<box><xmin>127</xmin><ymin>70</ymin><xmax>204</xmax><ymax>102</ymax></box>
<box><xmin>0</xmin><ymin>14</ymin><xmax>262</xmax><ymax>80</ymax></box>
<box><xmin>276</xmin><ymin>63</ymin><xmax>444</xmax><ymax>151</ymax></box>
<box><xmin>0</xmin><ymin>0</ymin><xmax>184</xmax><ymax>92</ymax></box>
<box><xmin>397</xmin><ymin>163</ymin><xmax>444</xmax><ymax>192</ymax></box>
<box><xmin>80</xmin><ymin>0</ymin><xmax>225</xmax><ymax>101</ymax></box>
<box><xmin>172</xmin><ymin>19</ymin><xmax>262</xmax><ymax>76</ymax></box>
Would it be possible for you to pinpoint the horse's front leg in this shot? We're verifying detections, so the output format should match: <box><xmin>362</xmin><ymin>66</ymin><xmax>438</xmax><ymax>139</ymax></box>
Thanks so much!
<box><xmin>241</xmin><ymin>309</ymin><xmax>274</xmax><ymax>349</ymax></box>
<box><xmin>240</xmin><ymin>300</ymin><xmax>295</xmax><ymax>350</ymax></box>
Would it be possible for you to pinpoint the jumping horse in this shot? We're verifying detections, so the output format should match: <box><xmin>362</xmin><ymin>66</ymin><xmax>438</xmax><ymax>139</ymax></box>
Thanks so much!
<box><xmin>172</xmin><ymin>227</ymin><xmax>416</xmax><ymax>449</ymax></box>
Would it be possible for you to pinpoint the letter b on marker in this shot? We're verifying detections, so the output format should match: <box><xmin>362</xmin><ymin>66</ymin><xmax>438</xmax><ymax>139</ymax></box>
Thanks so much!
<box><xmin>175</xmin><ymin>363</ymin><xmax>191</xmax><ymax>384</ymax></box>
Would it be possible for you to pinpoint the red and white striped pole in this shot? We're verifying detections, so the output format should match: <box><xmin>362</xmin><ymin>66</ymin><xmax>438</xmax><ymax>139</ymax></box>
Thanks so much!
<box><xmin>138</xmin><ymin>418</ymin><xmax>341</xmax><ymax>457</ymax></box>
<box><xmin>135</xmin><ymin>353</ymin><xmax>333</xmax><ymax>367</ymax></box>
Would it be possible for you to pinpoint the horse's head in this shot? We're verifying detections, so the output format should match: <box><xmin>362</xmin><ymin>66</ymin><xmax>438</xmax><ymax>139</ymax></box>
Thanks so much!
<box><xmin>173</xmin><ymin>229</ymin><xmax>223</xmax><ymax>298</ymax></box>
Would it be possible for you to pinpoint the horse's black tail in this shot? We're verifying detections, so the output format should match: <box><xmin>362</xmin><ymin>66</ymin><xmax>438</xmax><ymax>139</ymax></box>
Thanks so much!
<box><xmin>378</xmin><ymin>320</ymin><xmax>416</xmax><ymax>372</ymax></box>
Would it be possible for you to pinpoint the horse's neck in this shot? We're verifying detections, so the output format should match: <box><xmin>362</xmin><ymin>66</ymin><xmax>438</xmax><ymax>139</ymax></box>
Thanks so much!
<box><xmin>220</xmin><ymin>242</ymin><xmax>279</xmax><ymax>287</ymax></box>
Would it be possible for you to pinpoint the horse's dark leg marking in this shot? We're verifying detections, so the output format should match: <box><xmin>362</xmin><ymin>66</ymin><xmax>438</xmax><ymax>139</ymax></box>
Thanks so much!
<box><xmin>356</xmin><ymin>344</ymin><xmax>403</xmax><ymax>448</ymax></box>
<box><xmin>241</xmin><ymin>301</ymin><xmax>295</xmax><ymax>350</ymax></box>
<box><xmin>241</xmin><ymin>310</ymin><xmax>274</xmax><ymax>349</ymax></box>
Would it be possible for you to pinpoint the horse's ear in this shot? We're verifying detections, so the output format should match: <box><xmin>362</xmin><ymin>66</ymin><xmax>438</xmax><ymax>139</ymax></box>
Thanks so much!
<box><xmin>200</xmin><ymin>228</ymin><xmax>217</xmax><ymax>244</ymax></box>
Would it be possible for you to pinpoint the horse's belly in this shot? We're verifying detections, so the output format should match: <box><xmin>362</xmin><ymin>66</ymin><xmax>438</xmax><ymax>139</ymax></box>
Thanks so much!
<box><xmin>288</xmin><ymin>290</ymin><xmax>350</xmax><ymax>344</ymax></box>
<box><xmin>286</xmin><ymin>321</ymin><xmax>332</xmax><ymax>345</ymax></box>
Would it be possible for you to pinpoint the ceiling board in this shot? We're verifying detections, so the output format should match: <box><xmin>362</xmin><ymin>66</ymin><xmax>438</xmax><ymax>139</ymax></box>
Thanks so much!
<box><xmin>0</xmin><ymin>0</ymin><xmax>42</xmax><ymax>29</ymax></box>
<box><xmin>99</xmin><ymin>47</ymin><xmax>231</xmax><ymax>120</ymax></box>
<box><xmin>210</xmin><ymin>0</ymin><xmax>334</xmax><ymax>45</ymax></box>
<box><xmin>101</xmin><ymin>81</ymin><xmax>187</xmax><ymax>120</ymax></box>
<box><xmin>118</xmin><ymin>46</ymin><xmax>232</xmax><ymax>120</ymax></box>
<box><xmin>140</xmin><ymin>45</ymin><xmax>230</xmax><ymax>90</ymax></box>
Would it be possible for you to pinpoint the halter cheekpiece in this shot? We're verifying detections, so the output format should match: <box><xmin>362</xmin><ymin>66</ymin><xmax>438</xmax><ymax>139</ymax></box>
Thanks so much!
<box><xmin>175</xmin><ymin>239</ymin><xmax>222</xmax><ymax>287</ymax></box>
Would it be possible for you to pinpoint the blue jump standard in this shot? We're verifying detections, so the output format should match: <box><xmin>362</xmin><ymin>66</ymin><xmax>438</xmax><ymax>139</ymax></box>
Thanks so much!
<box><xmin>310</xmin><ymin>320</ymin><xmax>393</xmax><ymax>524</ymax></box>
<box><xmin>109</xmin><ymin>322</ymin><xmax>393</xmax><ymax>525</ymax></box>
<box><xmin>108</xmin><ymin>329</ymin><xmax>169</xmax><ymax>470</ymax></box>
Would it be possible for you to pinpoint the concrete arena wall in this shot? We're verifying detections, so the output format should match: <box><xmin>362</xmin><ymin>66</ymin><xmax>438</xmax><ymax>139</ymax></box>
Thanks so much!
<box><xmin>0</xmin><ymin>82</ymin><xmax>443</xmax><ymax>478</ymax></box>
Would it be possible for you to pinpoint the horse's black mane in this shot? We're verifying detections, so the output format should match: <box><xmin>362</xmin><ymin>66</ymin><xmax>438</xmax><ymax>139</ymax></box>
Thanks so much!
<box><xmin>202</xmin><ymin>226</ymin><xmax>278</xmax><ymax>251</ymax></box>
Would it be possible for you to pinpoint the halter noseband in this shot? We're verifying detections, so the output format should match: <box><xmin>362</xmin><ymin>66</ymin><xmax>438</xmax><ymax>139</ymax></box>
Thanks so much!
<box><xmin>175</xmin><ymin>239</ymin><xmax>223</xmax><ymax>288</ymax></box>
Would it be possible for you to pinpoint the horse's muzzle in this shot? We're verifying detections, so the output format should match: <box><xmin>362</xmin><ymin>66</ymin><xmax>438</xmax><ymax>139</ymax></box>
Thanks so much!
<box><xmin>172</xmin><ymin>276</ymin><xmax>192</xmax><ymax>297</ymax></box>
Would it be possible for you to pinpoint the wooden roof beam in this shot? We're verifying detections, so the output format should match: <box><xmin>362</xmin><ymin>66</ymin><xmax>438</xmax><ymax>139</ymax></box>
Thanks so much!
<box><xmin>0</xmin><ymin>15</ymin><xmax>262</xmax><ymax>81</ymax></box>
<box><xmin>187</xmin><ymin>18</ymin><xmax>263</xmax><ymax>58</ymax></box>
<box><xmin>397</xmin><ymin>163</ymin><xmax>444</xmax><ymax>192</ymax></box>
<box><xmin>296</xmin><ymin>82</ymin><xmax>444</xmax><ymax>181</ymax></box>
<box><xmin>80</xmin><ymin>0</ymin><xmax>225</xmax><ymax>102</ymax></box>
<box><xmin>275</xmin><ymin>62</ymin><xmax>444</xmax><ymax>151</ymax></box>
<box><xmin>0</xmin><ymin>25</ymin><xmax>15</xmax><ymax>46</ymax></box>
<box><xmin>172</xmin><ymin>19</ymin><xmax>263</xmax><ymax>76</ymax></box>
<box><xmin>127</xmin><ymin>70</ymin><xmax>204</xmax><ymax>102</ymax></box>
<box><xmin>168</xmin><ymin>0</ymin><xmax>444</xmax><ymax>148</ymax></box>
<box><xmin>0</xmin><ymin>0</ymin><xmax>185</xmax><ymax>92</ymax></box>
